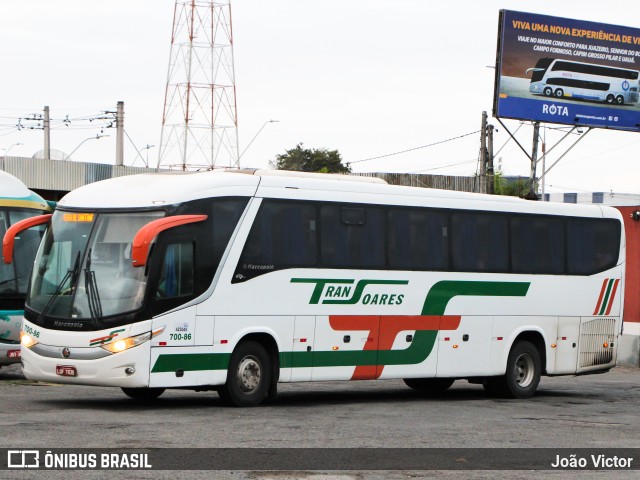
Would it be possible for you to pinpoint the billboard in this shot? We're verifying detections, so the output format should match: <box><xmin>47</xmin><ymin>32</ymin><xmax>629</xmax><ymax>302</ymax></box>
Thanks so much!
<box><xmin>493</xmin><ymin>10</ymin><xmax>640</xmax><ymax>131</ymax></box>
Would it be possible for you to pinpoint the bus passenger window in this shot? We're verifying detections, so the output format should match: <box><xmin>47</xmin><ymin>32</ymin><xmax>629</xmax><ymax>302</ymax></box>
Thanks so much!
<box><xmin>234</xmin><ymin>201</ymin><xmax>317</xmax><ymax>281</ymax></box>
<box><xmin>388</xmin><ymin>209</ymin><xmax>449</xmax><ymax>270</ymax></box>
<box><xmin>567</xmin><ymin>219</ymin><xmax>619</xmax><ymax>275</ymax></box>
<box><xmin>320</xmin><ymin>206</ymin><xmax>385</xmax><ymax>269</ymax></box>
<box><xmin>452</xmin><ymin>212</ymin><xmax>508</xmax><ymax>273</ymax></box>
<box><xmin>156</xmin><ymin>242</ymin><xmax>194</xmax><ymax>299</ymax></box>
<box><xmin>511</xmin><ymin>216</ymin><xmax>564</xmax><ymax>275</ymax></box>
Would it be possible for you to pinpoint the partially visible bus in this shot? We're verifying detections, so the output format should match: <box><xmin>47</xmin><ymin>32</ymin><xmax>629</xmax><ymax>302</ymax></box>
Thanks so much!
<box><xmin>527</xmin><ymin>57</ymin><xmax>640</xmax><ymax>104</ymax></box>
<box><xmin>12</xmin><ymin>170</ymin><xmax>624</xmax><ymax>406</ymax></box>
<box><xmin>0</xmin><ymin>171</ymin><xmax>52</xmax><ymax>366</ymax></box>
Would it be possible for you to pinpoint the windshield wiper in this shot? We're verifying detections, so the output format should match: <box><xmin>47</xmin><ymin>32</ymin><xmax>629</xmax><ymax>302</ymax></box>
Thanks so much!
<box><xmin>34</xmin><ymin>251</ymin><xmax>81</xmax><ymax>325</ymax></box>
<box><xmin>84</xmin><ymin>248</ymin><xmax>103</xmax><ymax>325</ymax></box>
<box><xmin>0</xmin><ymin>277</ymin><xmax>17</xmax><ymax>288</ymax></box>
<box><xmin>0</xmin><ymin>272</ymin><xmax>30</xmax><ymax>288</ymax></box>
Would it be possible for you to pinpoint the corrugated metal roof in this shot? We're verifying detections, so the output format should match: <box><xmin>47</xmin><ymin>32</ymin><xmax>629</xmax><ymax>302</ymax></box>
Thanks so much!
<box><xmin>0</xmin><ymin>156</ymin><xmax>155</xmax><ymax>191</ymax></box>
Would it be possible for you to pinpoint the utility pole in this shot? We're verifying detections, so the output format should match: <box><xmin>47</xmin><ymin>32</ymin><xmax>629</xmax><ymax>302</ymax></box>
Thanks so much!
<box><xmin>540</xmin><ymin>131</ymin><xmax>546</xmax><ymax>200</ymax></box>
<box><xmin>479</xmin><ymin>111</ymin><xmax>488</xmax><ymax>193</ymax></box>
<box><xmin>116</xmin><ymin>101</ymin><xmax>124</xmax><ymax>166</ymax></box>
<box><xmin>487</xmin><ymin>123</ymin><xmax>495</xmax><ymax>194</ymax></box>
<box><xmin>43</xmin><ymin>106</ymin><xmax>50</xmax><ymax>161</ymax></box>
<box><xmin>528</xmin><ymin>122</ymin><xmax>540</xmax><ymax>200</ymax></box>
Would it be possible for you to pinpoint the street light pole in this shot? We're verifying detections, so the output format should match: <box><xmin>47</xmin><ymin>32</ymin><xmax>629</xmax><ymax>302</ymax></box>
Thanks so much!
<box><xmin>238</xmin><ymin>120</ymin><xmax>279</xmax><ymax>165</ymax></box>
<box><xmin>141</xmin><ymin>144</ymin><xmax>155</xmax><ymax>168</ymax></box>
<box><xmin>1</xmin><ymin>142</ymin><xmax>23</xmax><ymax>156</ymax></box>
<box><xmin>65</xmin><ymin>134</ymin><xmax>110</xmax><ymax>161</ymax></box>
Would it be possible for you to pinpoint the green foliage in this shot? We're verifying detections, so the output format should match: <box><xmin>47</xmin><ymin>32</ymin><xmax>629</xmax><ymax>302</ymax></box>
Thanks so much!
<box><xmin>493</xmin><ymin>172</ymin><xmax>531</xmax><ymax>198</ymax></box>
<box><xmin>272</xmin><ymin>143</ymin><xmax>351</xmax><ymax>173</ymax></box>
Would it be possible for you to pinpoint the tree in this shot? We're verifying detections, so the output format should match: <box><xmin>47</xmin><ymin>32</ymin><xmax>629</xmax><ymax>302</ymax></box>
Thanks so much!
<box><xmin>271</xmin><ymin>143</ymin><xmax>351</xmax><ymax>173</ymax></box>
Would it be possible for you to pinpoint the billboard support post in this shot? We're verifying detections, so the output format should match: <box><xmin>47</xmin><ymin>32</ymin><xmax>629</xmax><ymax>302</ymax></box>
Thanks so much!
<box><xmin>495</xmin><ymin>118</ymin><xmax>591</xmax><ymax>200</ymax></box>
<box><xmin>528</xmin><ymin>122</ymin><xmax>540</xmax><ymax>199</ymax></box>
<box><xmin>479</xmin><ymin>111</ymin><xmax>488</xmax><ymax>193</ymax></box>
<box><xmin>487</xmin><ymin>124</ymin><xmax>495</xmax><ymax>195</ymax></box>
<box><xmin>538</xmin><ymin>127</ymin><xmax>592</xmax><ymax>182</ymax></box>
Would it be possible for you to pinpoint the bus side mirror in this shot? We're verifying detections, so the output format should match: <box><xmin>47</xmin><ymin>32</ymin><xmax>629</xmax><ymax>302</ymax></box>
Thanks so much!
<box><xmin>131</xmin><ymin>214</ymin><xmax>207</xmax><ymax>268</ymax></box>
<box><xmin>2</xmin><ymin>214</ymin><xmax>53</xmax><ymax>264</ymax></box>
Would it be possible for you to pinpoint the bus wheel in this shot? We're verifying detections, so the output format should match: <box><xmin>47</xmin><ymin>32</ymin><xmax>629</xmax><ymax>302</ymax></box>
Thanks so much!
<box><xmin>403</xmin><ymin>378</ymin><xmax>454</xmax><ymax>394</ymax></box>
<box><xmin>121</xmin><ymin>387</ymin><xmax>165</xmax><ymax>401</ymax></box>
<box><xmin>219</xmin><ymin>341</ymin><xmax>271</xmax><ymax>407</ymax></box>
<box><xmin>606</xmin><ymin>94</ymin><xmax>615</xmax><ymax>104</ymax></box>
<box><xmin>543</xmin><ymin>87</ymin><xmax>553</xmax><ymax>97</ymax></box>
<box><xmin>616</xmin><ymin>95</ymin><xmax>624</xmax><ymax>105</ymax></box>
<box><xmin>554</xmin><ymin>88</ymin><xmax>564</xmax><ymax>98</ymax></box>
<box><xmin>483</xmin><ymin>341</ymin><xmax>541</xmax><ymax>399</ymax></box>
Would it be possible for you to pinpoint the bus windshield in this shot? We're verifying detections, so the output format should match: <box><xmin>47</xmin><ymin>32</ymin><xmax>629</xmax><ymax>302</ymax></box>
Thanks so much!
<box><xmin>27</xmin><ymin>210</ymin><xmax>164</xmax><ymax>321</ymax></box>
<box><xmin>0</xmin><ymin>207</ymin><xmax>48</xmax><ymax>296</ymax></box>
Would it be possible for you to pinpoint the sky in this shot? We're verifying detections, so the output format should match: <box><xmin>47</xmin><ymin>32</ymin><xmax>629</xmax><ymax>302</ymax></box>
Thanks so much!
<box><xmin>1</xmin><ymin>0</ymin><xmax>640</xmax><ymax>196</ymax></box>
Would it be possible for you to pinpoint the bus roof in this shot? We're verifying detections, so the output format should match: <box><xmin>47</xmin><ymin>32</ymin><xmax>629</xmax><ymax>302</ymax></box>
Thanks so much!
<box><xmin>57</xmin><ymin>169</ymin><xmax>618</xmax><ymax>219</ymax></box>
<box><xmin>0</xmin><ymin>170</ymin><xmax>51</xmax><ymax>210</ymax></box>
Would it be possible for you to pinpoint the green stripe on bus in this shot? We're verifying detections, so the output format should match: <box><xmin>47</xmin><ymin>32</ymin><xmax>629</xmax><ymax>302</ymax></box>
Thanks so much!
<box><xmin>281</xmin><ymin>330</ymin><xmax>439</xmax><ymax>369</ymax></box>
<box><xmin>151</xmin><ymin>352</ymin><xmax>231</xmax><ymax>373</ymax></box>
<box><xmin>598</xmin><ymin>279</ymin><xmax>614</xmax><ymax>316</ymax></box>
<box><xmin>152</xmin><ymin>331</ymin><xmax>439</xmax><ymax>373</ymax></box>
<box><xmin>421</xmin><ymin>281</ymin><xmax>530</xmax><ymax>315</ymax></box>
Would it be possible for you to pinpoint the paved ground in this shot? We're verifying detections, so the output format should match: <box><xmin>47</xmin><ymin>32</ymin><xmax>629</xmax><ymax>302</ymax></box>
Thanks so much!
<box><xmin>1</xmin><ymin>363</ymin><xmax>638</xmax><ymax>479</ymax></box>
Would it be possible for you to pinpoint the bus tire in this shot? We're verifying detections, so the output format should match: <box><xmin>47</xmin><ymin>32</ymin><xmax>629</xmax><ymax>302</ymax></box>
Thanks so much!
<box><xmin>403</xmin><ymin>378</ymin><xmax>454</xmax><ymax>394</ymax></box>
<box><xmin>219</xmin><ymin>341</ymin><xmax>271</xmax><ymax>407</ymax></box>
<box><xmin>121</xmin><ymin>387</ymin><xmax>165</xmax><ymax>401</ymax></box>
<box><xmin>554</xmin><ymin>88</ymin><xmax>564</xmax><ymax>98</ymax></box>
<box><xmin>606</xmin><ymin>94</ymin><xmax>615</xmax><ymax>104</ymax></box>
<box><xmin>616</xmin><ymin>95</ymin><xmax>624</xmax><ymax>105</ymax></box>
<box><xmin>483</xmin><ymin>340</ymin><xmax>541</xmax><ymax>399</ymax></box>
<box><xmin>543</xmin><ymin>87</ymin><xmax>553</xmax><ymax>97</ymax></box>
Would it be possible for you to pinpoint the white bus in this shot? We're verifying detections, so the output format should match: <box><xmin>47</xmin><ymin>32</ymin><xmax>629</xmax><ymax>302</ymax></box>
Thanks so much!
<box><xmin>0</xmin><ymin>171</ymin><xmax>52</xmax><ymax>366</ymax></box>
<box><xmin>12</xmin><ymin>170</ymin><xmax>624</xmax><ymax>406</ymax></box>
<box><xmin>527</xmin><ymin>57</ymin><xmax>640</xmax><ymax>105</ymax></box>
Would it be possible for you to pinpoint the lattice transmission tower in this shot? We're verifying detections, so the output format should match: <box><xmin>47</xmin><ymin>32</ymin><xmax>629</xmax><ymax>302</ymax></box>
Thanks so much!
<box><xmin>158</xmin><ymin>0</ymin><xmax>239</xmax><ymax>170</ymax></box>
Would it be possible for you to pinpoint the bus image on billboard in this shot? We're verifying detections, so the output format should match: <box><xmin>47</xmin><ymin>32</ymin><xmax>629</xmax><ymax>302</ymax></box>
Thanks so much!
<box><xmin>527</xmin><ymin>58</ymin><xmax>640</xmax><ymax>105</ymax></box>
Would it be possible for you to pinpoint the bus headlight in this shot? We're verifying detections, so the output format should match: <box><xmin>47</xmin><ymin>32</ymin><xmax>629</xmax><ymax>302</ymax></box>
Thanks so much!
<box><xmin>20</xmin><ymin>332</ymin><xmax>38</xmax><ymax>349</ymax></box>
<box><xmin>101</xmin><ymin>327</ymin><xmax>165</xmax><ymax>354</ymax></box>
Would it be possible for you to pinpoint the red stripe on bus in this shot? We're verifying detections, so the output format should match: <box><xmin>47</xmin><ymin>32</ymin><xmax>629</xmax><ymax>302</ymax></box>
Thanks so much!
<box><xmin>329</xmin><ymin>315</ymin><xmax>462</xmax><ymax>380</ymax></box>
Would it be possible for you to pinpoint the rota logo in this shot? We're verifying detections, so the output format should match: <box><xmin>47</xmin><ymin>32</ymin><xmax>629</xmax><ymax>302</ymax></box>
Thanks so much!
<box><xmin>290</xmin><ymin>278</ymin><xmax>407</xmax><ymax>305</ymax></box>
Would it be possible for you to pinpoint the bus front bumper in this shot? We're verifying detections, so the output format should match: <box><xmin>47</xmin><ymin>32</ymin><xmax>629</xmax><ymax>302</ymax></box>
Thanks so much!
<box><xmin>21</xmin><ymin>342</ymin><xmax>151</xmax><ymax>387</ymax></box>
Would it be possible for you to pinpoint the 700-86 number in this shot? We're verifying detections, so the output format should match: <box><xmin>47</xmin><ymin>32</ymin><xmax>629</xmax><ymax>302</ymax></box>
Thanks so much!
<box><xmin>169</xmin><ymin>333</ymin><xmax>192</xmax><ymax>341</ymax></box>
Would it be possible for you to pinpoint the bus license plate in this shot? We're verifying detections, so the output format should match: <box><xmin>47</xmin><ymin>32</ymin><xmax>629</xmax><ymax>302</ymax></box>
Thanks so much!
<box><xmin>56</xmin><ymin>365</ymin><xmax>77</xmax><ymax>377</ymax></box>
<box><xmin>7</xmin><ymin>350</ymin><xmax>20</xmax><ymax>359</ymax></box>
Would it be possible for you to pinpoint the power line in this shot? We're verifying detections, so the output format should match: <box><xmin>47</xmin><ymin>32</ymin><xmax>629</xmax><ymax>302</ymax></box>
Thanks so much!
<box><xmin>347</xmin><ymin>130</ymin><xmax>480</xmax><ymax>165</ymax></box>
<box><xmin>407</xmin><ymin>158</ymin><xmax>477</xmax><ymax>174</ymax></box>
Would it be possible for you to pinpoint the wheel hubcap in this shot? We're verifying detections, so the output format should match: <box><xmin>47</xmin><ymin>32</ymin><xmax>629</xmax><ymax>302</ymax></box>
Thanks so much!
<box><xmin>514</xmin><ymin>353</ymin><xmax>534</xmax><ymax>388</ymax></box>
<box><xmin>236</xmin><ymin>356</ymin><xmax>261</xmax><ymax>393</ymax></box>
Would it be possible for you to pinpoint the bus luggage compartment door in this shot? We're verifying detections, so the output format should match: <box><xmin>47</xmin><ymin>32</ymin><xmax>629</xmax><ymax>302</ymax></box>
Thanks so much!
<box><xmin>554</xmin><ymin>317</ymin><xmax>579</xmax><ymax>375</ymax></box>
